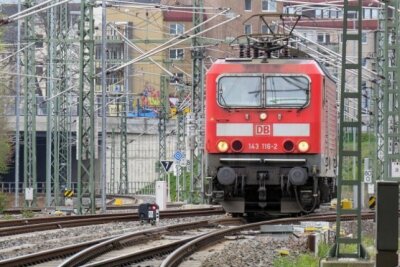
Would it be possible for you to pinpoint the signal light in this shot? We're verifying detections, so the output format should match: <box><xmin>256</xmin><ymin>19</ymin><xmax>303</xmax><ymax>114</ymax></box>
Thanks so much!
<box><xmin>298</xmin><ymin>141</ymin><xmax>310</xmax><ymax>152</ymax></box>
<box><xmin>217</xmin><ymin>140</ymin><xmax>229</xmax><ymax>152</ymax></box>
<box><xmin>231</xmin><ymin>140</ymin><xmax>243</xmax><ymax>152</ymax></box>
<box><xmin>259</xmin><ymin>112</ymin><xmax>267</xmax><ymax>120</ymax></box>
<box><xmin>283</xmin><ymin>140</ymin><xmax>294</xmax><ymax>152</ymax></box>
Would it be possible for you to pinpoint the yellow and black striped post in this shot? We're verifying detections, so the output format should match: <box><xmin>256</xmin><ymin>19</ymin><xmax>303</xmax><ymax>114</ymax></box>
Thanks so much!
<box><xmin>64</xmin><ymin>189</ymin><xmax>74</xmax><ymax>198</ymax></box>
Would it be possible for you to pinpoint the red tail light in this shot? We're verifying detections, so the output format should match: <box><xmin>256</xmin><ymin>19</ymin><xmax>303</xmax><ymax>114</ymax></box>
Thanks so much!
<box><xmin>283</xmin><ymin>140</ymin><xmax>294</xmax><ymax>152</ymax></box>
<box><xmin>231</xmin><ymin>140</ymin><xmax>243</xmax><ymax>152</ymax></box>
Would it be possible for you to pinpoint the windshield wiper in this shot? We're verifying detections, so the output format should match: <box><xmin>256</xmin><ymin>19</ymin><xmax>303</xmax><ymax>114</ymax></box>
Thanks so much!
<box><xmin>219</xmin><ymin>93</ymin><xmax>232</xmax><ymax>112</ymax></box>
<box><xmin>297</xmin><ymin>91</ymin><xmax>309</xmax><ymax>113</ymax></box>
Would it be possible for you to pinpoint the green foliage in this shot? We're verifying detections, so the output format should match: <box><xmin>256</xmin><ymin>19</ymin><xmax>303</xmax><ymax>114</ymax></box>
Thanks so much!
<box><xmin>167</xmin><ymin>170</ymin><xmax>203</xmax><ymax>203</ymax></box>
<box><xmin>3</xmin><ymin>214</ymin><xmax>13</xmax><ymax>220</ymax></box>
<box><xmin>0</xmin><ymin>192</ymin><xmax>7</xmax><ymax>213</ymax></box>
<box><xmin>0</xmin><ymin>135</ymin><xmax>12</xmax><ymax>174</ymax></box>
<box><xmin>0</xmin><ymin>26</ymin><xmax>12</xmax><ymax>176</ymax></box>
<box><xmin>273</xmin><ymin>254</ymin><xmax>318</xmax><ymax>267</ymax></box>
<box><xmin>317</xmin><ymin>242</ymin><xmax>331</xmax><ymax>258</ymax></box>
<box><xmin>21</xmin><ymin>209</ymin><xmax>34</xmax><ymax>218</ymax></box>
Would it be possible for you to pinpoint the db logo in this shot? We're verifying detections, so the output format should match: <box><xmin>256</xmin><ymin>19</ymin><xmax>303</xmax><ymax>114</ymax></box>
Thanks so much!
<box><xmin>255</xmin><ymin>124</ymin><xmax>271</xmax><ymax>136</ymax></box>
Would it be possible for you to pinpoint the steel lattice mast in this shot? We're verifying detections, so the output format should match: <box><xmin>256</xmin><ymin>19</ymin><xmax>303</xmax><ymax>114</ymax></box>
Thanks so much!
<box><xmin>380</xmin><ymin>0</ymin><xmax>400</xmax><ymax>180</ymax></box>
<box><xmin>46</xmin><ymin>3</ymin><xmax>58</xmax><ymax>207</ymax></box>
<box><xmin>158</xmin><ymin>76</ymin><xmax>168</xmax><ymax>181</ymax></box>
<box><xmin>189</xmin><ymin>0</ymin><xmax>205</xmax><ymax>203</ymax></box>
<box><xmin>23</xmin><ymin>0</ymin><xmax>37</xmax><ymax>207</ymax></box>
<box><xmin>373</xmin><ymin>1</ymin><xmax>387</xmax><ymax>182</ymax></box>
<box><xmin>46</xmin><ymin>1</ymin><xmax>70</xmax><ymax>207</ymax></box>
<box><xmin>57</xmin><ymin>2</ymin><xmax>71</xmax><ymax>192</ymax></box>
<box><xmin>175</xmin><ymin>84</ymin><xmax>187</xmax><ymax>201</ymax></box>
<box><xmin>77</xmin><ymin>0</ymin><xmax>96</xmax><ymax>214</ymax></box>
<box><xmin>119</xmin><ymin>45</ymin><xmax>128</xmax><ymax>193</ymax></box>
<box><xmin>110</xmin><ymin>128</ymin><xmax>116</xmax><ymax>194</ymax></box>
<box><xmin>332</xmin><ymin>0</ymin><xmax>366</xmax><ymax>258</ymax></box>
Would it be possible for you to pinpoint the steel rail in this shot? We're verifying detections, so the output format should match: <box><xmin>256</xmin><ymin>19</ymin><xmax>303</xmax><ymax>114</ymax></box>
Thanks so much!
<box><xmin>1</xmin><ymin>203</ymin><xmax>185</xmax><ymax>215</ymax></box>
<box><xmin>0</xmin><ymin>218</ymin><xmax>238</xmax><ymax>267</ymax></box>
<box><xmin>160</xmin><ymin>212</ymin><xmax>377</xmax><ymax>267</ymax></box>
<box><xmin>0</xmin><ymin>208</ymin><xmax>224</xmax><ymax>236</ymax></box>
<box><xmin>0</xmin><ymin>237</ymin><xmax>112</xmax><ymax>267</ymax></box>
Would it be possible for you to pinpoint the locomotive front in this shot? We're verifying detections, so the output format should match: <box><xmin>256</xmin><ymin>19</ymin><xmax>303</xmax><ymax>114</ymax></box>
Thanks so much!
<box><xmin>205</xmin><ymin>58</ymin><xmax>337</xmax><ymax>216</ymax></box>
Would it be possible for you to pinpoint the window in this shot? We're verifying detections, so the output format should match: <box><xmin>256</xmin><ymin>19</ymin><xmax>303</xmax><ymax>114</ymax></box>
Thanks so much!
<box><xmin>265</xmin><ymin>76</ymin><xmax>309</xmax><ymax>107</ymax></box>
<box><xmin>170</xmin><ymin>72</ymin><xmax>184</xmax><ymax>83</ymax></box>
<box><xmin>261</xmin><ymin>24</ymin><xmax>270</xmax><ymax>34</ymax></box>
<box><xmin>245</xmin><ymin>0</ymin><xmax>252</xmax><ymax>11</ymax></box>
<box><xmin>285</xmin><ymin>6</ymin><xmax>302</xmax><ymax>15</ymax></box>
<box><xmin>244</xmin><ymin>24</ymin><xmax>252</xmax><ymax>34</ymax></box>
<box><xmin>170</xmin><ymin>23</ymin><xmax>184</xmax><ymax>35</ymax></box>
<box><xmin>317</xmin><ymin>33</ymin><xmax>330</xmax><ymax>44</ymax></box>
<box><xmin>371</xmin><ymin>9</ymin><xmax>378</xmax><ymax>19</ymax></box>
<box><xmin>217</xmin><ymin>75</ymin><xmax>310</xmax><ymax>108</ymax></box>
<box><xmin>348</xmin><ymin>10</ymin><xmax>358</xmax><ymax>19</ymax></box>
<box><xmin>362</xmin><ymin>32</ymin><xmax>367</xmax><ymax>44</ymax></box>
<box><xmin>363</xmin><ymin>8</ymin><xmax>378</xmax><ymax>19</ymax></box>
<box><xmin>330</xmin><ymin>9</ymin><xmax>338</xmax><ymax>18</ymax></box>
<box><xmin>218</xmin><ymin>76</ymin><xmax>262</xmax><ymax>107</ymax></box>
<box><xmin>315</xmin><ymin>9</ymin><xmax>322</xmax><ymax>18</ymax></box>
<box><xmin>363</xmin><ymin>8</ymin><xmax>371</xmax><ymax>19</ymax></box>
<box><xmin>322</xmin><ymin>9</ymin><xmax>330</xmax><ymax>18</ymax></box>
<box><xmin>169</xmin><ymin>48</ymin><xmax>184</xmax><ymax>60</ymax></box>
<box><xmin>262</xmin><ymin>0</ymin><xmax>276</xmax><ymax>12</ymax></box>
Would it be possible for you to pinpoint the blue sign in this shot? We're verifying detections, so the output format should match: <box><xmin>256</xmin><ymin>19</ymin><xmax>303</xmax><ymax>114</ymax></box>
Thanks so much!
<box><xmin>174</xmin><ymin>151</ymin><xmax>184</xmax><ymax>161</ymax></box>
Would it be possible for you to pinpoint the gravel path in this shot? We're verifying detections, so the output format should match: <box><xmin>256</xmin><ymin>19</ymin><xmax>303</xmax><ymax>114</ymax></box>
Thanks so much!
<box><xmin>199</xmin><ymin>234</ymin><xmax>308</xmax><ymax>267</ymax></box>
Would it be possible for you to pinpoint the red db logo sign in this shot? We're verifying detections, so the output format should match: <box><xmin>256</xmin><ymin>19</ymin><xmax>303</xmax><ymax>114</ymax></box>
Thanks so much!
<box><xmin>255</xmin><ymin>124</ymin><xmax>271</xmax><ymax>136</ymax></box>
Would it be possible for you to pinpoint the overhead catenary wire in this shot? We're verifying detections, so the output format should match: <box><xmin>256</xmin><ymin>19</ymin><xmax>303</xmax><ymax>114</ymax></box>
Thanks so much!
<box><xmin>107</xmin><ymin>8</ymin><xmax>231</xmax><ymax>72</ymax></box>
<box><xmin>0</xmin><ymin>43</ymin><xmax>34</xmax><ymax>65</ymax></box>
<box><xmin>106</xmin><ymin>0</ymin><xmax>221</xmax><ymax>11</ymax></box>
<box><xmin>107</xmin><ymin>23</ymin><xmax>175</xmax><ymax>78</ymax></box>
<box><xmin>109</xmin><ymin>9</ymin><xmax>238</xmax><ymax>73</ymax></box>
<box><xmin>2</xmin><ymin>0</ymin><xmax>72</xmax><ymax>24</ymax></box>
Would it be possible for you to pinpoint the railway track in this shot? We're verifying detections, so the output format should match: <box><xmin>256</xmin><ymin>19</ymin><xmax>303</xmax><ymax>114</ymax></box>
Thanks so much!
<box><xmin>0</xmin><ymin>211</ymin><xmax>377</xmax><ymax>267</ymax></box>
<box><xmin>0</xmin><ymin>207</ymin><xmax>224</xmax><ymax>236</ymax></box>
<box><xmin>0</xmin><ymin>217</ymin><xmax>243</xmax><ymax>267</ymax></box>
<box><xmin>161</xmin><ymin>212</ymin><xmax>377</xmax><ymax>267</ymax></box>
<box><xmin>2</xmin><ymin>203</ymin><xmax>184</xmax><ymax>215</ymax></box>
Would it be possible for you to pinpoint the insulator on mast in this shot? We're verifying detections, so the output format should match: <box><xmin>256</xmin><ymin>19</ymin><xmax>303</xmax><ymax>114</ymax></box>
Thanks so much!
<box><xmin>239</xmin><ymin>44</ymin><xmax>244</xmax><ymax>58</ymax></box>
<box><xmin>246</xmin><ymin>46</ymin><xmax>251</xmax><ymax>58</ymax></box>
<box><xmin>254</xmin><ymin>47</ymin><xmax>259</xmax><ymax>58</ymax></box>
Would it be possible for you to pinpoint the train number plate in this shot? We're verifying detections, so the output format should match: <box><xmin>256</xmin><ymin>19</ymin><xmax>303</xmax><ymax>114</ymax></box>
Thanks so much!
<box><xmin>248</xmin><ymin>143</ymin><xmax>278</xmax><ymax>151</ymax></box>
<box><xmin>254</xmin><ymin>124</ymin><xmax>272</xmax><ymax>136</ymax></box>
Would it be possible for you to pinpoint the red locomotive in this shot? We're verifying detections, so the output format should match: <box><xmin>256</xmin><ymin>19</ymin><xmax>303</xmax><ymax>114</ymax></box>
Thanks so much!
<box><xmin>205</xmin><ymin>15</ymin><xmax>337</xmax><ymax>216</ymax></box>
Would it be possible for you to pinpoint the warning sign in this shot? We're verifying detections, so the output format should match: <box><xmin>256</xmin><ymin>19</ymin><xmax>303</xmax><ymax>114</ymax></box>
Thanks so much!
<box><xmin>160</xmin><ymin>160</ymin><xmax>173</xmax><ymax>172</ymax></box>
<box><xmin>64</xmin><ymin>189</ymin><xmax>74</xmax><ymax>198</ymax></box>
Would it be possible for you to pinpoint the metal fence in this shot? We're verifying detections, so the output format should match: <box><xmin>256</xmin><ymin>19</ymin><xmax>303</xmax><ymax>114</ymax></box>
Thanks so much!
<box><xmin>0</xmin><ymin>181</ymin><xmax>156</xmax><ymax>195</ymax></box>
<box><xmin>2</xmin><ymin>95</ymin><xmax>165</xmax><ymax>118</ymax></box>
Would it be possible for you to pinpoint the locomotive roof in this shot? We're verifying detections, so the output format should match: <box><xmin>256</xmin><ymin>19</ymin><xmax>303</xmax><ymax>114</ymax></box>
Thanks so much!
<box><xmin>214</xmin><ymin>58</ymin><xmax>318</xmax><ymax>65</ymax></box>
<box><xmin>208</xmin><ymin>58</ymin><xmax>334</xmax><ymax>81</ymax></box>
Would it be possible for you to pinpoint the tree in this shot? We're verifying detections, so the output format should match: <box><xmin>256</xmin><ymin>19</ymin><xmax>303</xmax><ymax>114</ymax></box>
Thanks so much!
<box><xmin>0</xmin><ymin>17</ymin><xmax>14</xmax><ymax>178</ymax></box>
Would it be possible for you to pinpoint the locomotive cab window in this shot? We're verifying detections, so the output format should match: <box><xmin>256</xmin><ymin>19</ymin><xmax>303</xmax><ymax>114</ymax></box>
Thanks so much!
<box><xmin>217</xmin><ymin>75</ymin><xmax>309</xmax><ymax>108</ymax></box>
<box><xmin>218</xmin><ymin>76</ymin><xmax>262</xmax><ymax>107</ymax></box>
<box><xmin>265</xmin><ymin>76</ymin><xmax>309</xmax><ymax>107</ymax></box>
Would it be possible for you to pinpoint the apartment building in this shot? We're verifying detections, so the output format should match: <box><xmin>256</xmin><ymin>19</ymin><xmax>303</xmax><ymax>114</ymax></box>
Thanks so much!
<box><xmin>283</xmin><ymin>0</ymin><xmax>379</xmax><ymax>124</ymax></box>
